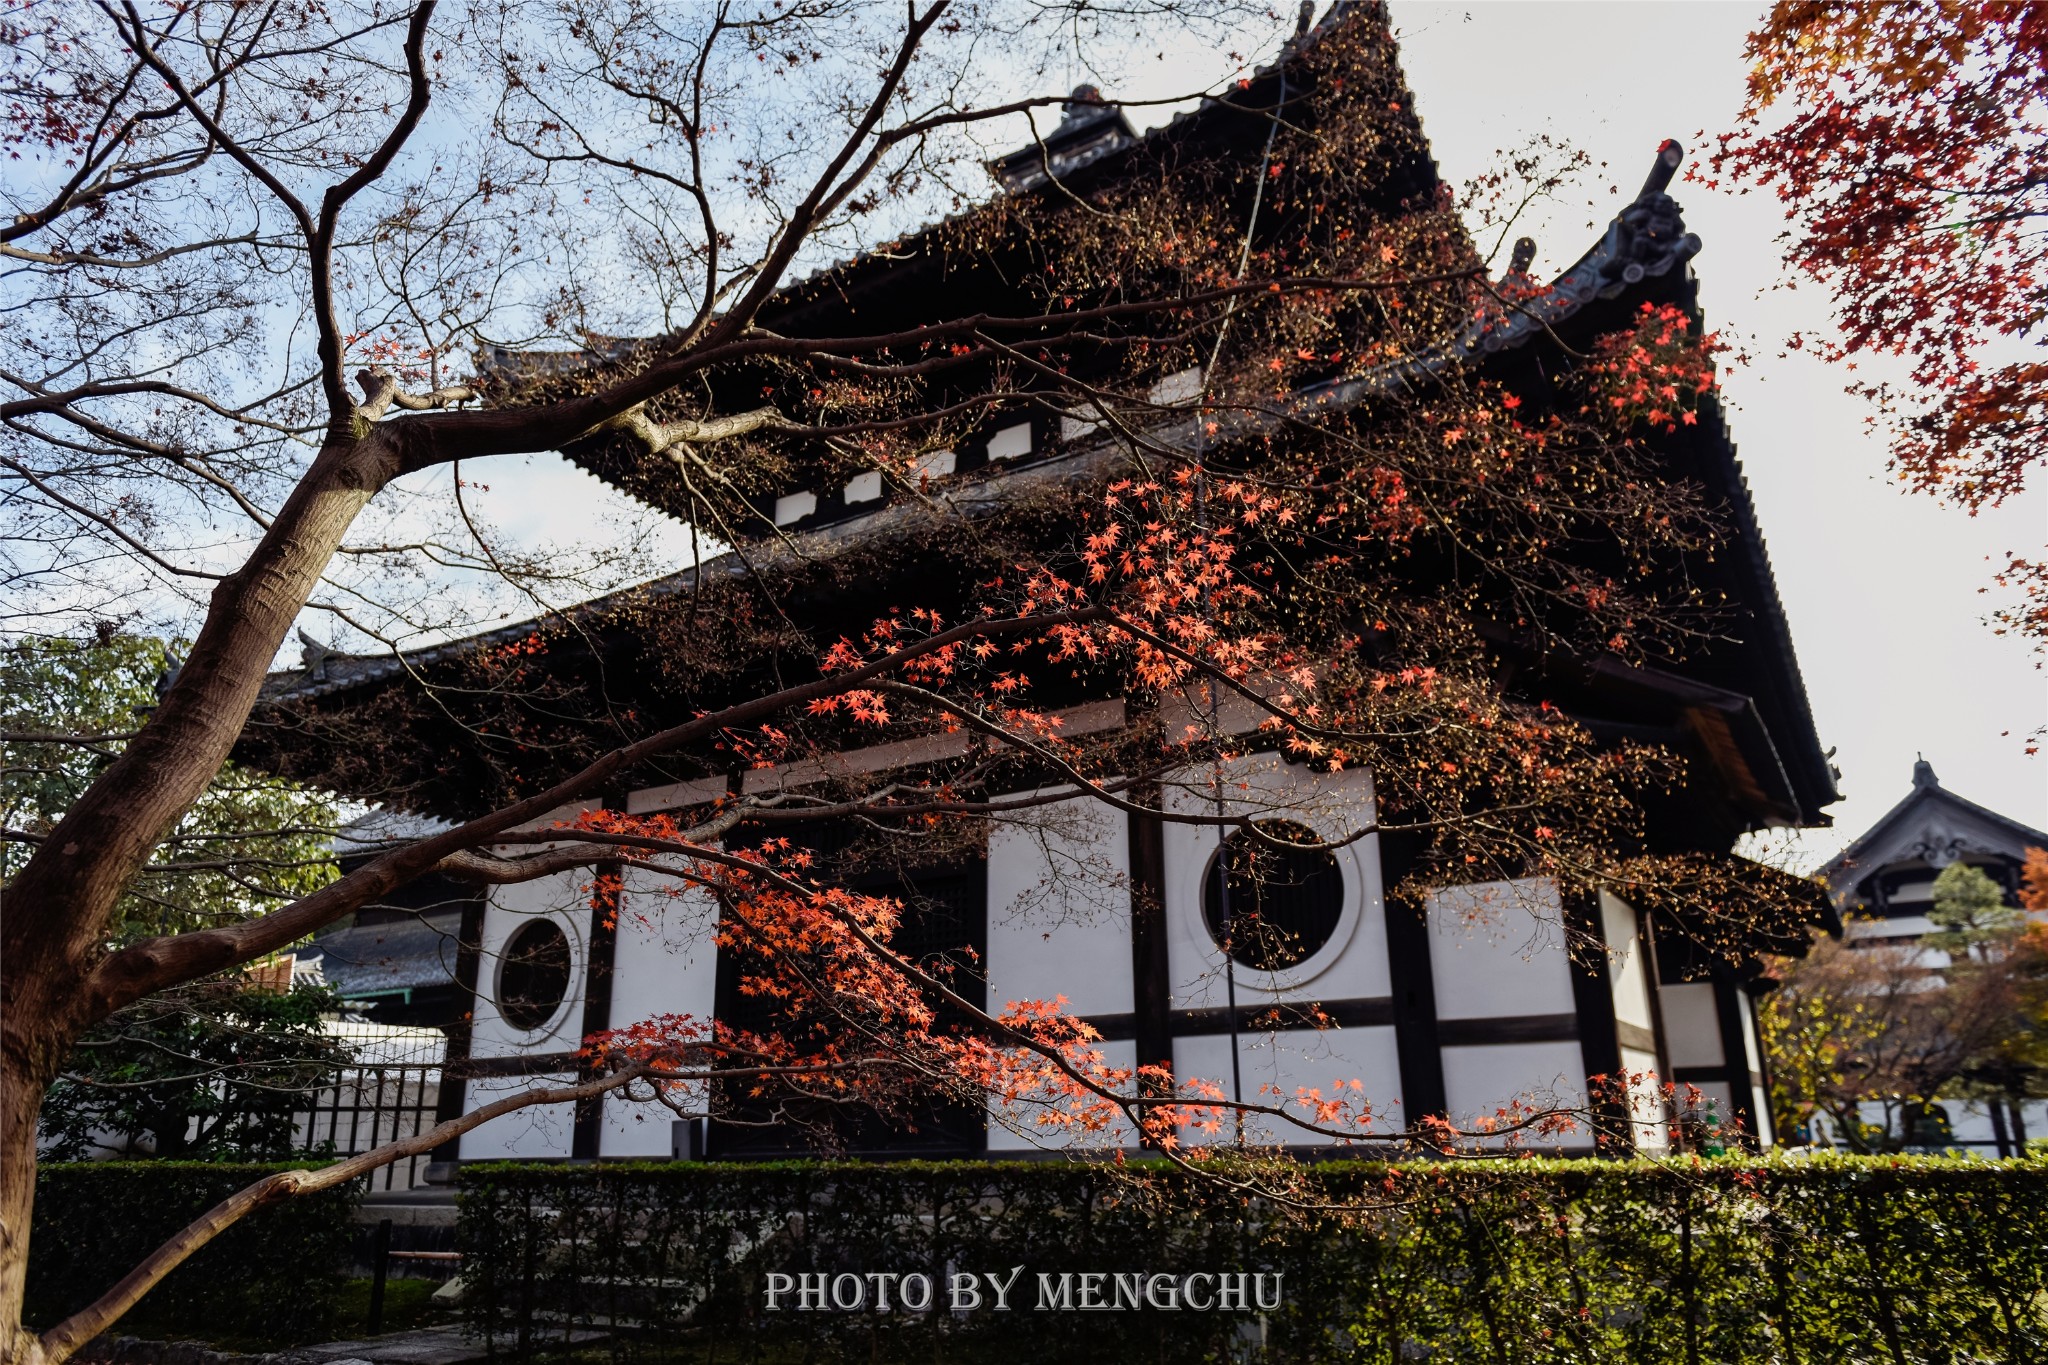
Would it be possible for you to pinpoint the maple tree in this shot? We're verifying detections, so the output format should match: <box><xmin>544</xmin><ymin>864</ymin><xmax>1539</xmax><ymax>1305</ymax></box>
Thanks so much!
<box><xmin>1708</xmin><ymin>1</ymin><xmax>2048</xmax><ymax>648</ymax></box>
<box><xmin>0</xmin><ymin>3</ymin><xmax>1818</xmax><ymax>1360</ymax></box>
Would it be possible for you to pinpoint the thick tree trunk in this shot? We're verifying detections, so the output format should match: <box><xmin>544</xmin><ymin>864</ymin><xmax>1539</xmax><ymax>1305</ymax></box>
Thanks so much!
<box><xmin>0</xmin><ymin>431</ymin><xmax>398</xmax><ymax>1365</ymax></box>
<box><xmin>1</xmin><ymin>1054</ymin><xmax>50</xmax><ymax>1365</ymax></box>
<box><xmin>3</xmin><ymin>434</ymin><xmax>395</xmax><ymax>1030</ymax></box>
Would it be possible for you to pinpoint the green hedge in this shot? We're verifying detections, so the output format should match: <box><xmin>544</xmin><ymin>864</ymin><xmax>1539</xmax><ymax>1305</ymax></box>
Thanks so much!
<box><xmin>29</xmin><ymin>1162</ymin><xmax>359</xmax><ymax>1347</ymax></box>
<box><xmin>459</xmin><ymin>1156</ymin><xmax>2048</xmax><ymax>1364</ymax></box>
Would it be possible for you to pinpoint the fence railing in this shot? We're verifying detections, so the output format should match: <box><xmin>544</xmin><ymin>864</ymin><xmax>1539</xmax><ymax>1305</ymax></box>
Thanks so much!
<box><xmin>296</xmin><ymin>1063</ymin><xmax>443</xmax><ymax>1191</ymax></box>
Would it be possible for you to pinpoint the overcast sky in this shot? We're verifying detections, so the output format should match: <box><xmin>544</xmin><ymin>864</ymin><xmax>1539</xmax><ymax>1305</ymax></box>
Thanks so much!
<box><xmin>461</xmin><ymin>2</ymin><xmax>2045</xmax><ymax>868</ymax></box>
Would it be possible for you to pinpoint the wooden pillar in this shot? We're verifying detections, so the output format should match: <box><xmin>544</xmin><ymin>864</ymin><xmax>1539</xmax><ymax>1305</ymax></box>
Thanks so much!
<box><xmin>429</xmin><ymin>894</ymin><xmax>487</xmax><ymax>1168</ymax></box>
<box><xmin>1126</xmin><ymin>782</ymin><xmax>1174</xmax><ymax>1105</ymax></box>
<box><xmin>1378</xmin><ymin>833</ymin><xmax>1446</xmax><ymax>1132</ymax></box>
<box><xmin>1565</xmin><ymin>889</ymin><xmax>1628</xmax><ymax>1155</ymax></box>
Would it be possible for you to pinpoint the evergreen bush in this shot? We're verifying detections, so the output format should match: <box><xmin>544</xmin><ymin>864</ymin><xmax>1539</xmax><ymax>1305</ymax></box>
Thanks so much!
<box><xmin>28</xmin><ymin>1162</ymin><xmax>359</xmax><ymax>1347</ymax></box>
<box><xmin>458</xmin><ymin>1156</ymin><xmax>2048</xmax><ymax>1364</ymax></box>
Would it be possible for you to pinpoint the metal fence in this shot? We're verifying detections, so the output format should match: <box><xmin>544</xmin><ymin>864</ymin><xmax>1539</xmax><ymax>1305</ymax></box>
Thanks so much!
<box><xmin>296</xmin><ymin>1023</ymin><xmax>448</xmax><ymax>1191</ymax></box>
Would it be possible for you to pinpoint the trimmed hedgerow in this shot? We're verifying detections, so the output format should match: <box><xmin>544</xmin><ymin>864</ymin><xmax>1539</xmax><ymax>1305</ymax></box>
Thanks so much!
<box><xmin>458</xmin><ymin>1156</ymin><xmax>2048</xmax><ymax>1364</ymax></box>
<box><xmin>28</xmin><ymin>1162</ymin><xmax>359</xmax><ymax>1346</ymax></box>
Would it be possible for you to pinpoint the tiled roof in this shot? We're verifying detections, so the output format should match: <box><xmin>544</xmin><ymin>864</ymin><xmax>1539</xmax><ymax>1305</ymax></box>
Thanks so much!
<box><xmin>310</xmin><ymin>915</ymin><xmax>465</xmax><ymax>999</ymax></box>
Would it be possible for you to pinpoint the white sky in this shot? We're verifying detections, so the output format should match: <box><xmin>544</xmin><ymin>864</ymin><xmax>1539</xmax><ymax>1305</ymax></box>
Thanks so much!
<box><xmin>465</xmin><ymin>2</ymin><xmax>2046</xmax><ymax>868</ymax></box>
<box><xmin>1387</xmin><ymin>1</ymin><xmax>2046</xmax><ymax>865</ymax></box>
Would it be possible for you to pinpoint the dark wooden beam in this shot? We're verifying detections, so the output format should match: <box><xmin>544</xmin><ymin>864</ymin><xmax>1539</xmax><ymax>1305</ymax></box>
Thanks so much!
<box><xmin>1435</xmin><ymin>1013</ymin><xmax>1579</xmax><ymax>1047</ymax></box>
<box><xmin>1125</xmin><ymin>785</ymin><xmax>1174</xmax><ymax>1082</ymax></box>
<box><xmin>1712</xmin><ymin>970</ymin><xmax>1765</xmax><ymax>1146</ymax></box>
<box><xmin>1081</xmin><ymin>996</ymin><xmax>1398</xmax><ymax>1042</ymax></box>
<box><xmin>1379</xmin><ymin>832</ymin><xmax>1446</xmax><ymax>1128</ymax></box>
<box><xmin>428</xmin><ymin>895</ymin><xmax>487</xmax><ymax>1168</ymax></box>
<box><xmin>571</xmin><ymin>860</ymin><xmax>622</xmax><ymax>1160</ymax></box>
<box><xmin>1565</xmin><ymin>888</ymin><xmax>1629</xmax><ymax>1155</ymax></box>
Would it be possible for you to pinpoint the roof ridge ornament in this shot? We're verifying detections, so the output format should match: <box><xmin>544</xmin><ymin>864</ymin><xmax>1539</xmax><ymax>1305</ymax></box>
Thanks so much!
<box><xmin>1314</xmin><ymin>139</ymin><xmax>1708</xmax><ymax>397</ymax></box>
<box><xmin>1057</xmin><ymin>84</ymin><xmax>1109</xmax><ymax>131</ymax></box>
<box><xmin>1640</xmin><ymin>137</ymin><xmax>1684</xmax><ymax>197</ymax></box>
<box><xmin>1455</xmin><ymin>139</ymin><xmax>1703</xmax><ymax>363</ymax></box>
<box><xmin>990</xmin><ymin>85</ymin><xmax>1138</xmax><ymax>192</ymax></box>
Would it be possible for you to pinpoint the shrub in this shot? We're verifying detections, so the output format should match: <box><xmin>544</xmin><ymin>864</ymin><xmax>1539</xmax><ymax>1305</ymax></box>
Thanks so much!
<box><xmin>29</xmin><ymin>1162</ymin><xmax>359</xmax><ymax>1347</ymax></box>
<box><xmin>458</xmin><ymin>1156</ymin><xmax>2048</xmax><ymax>1364</ymax></box>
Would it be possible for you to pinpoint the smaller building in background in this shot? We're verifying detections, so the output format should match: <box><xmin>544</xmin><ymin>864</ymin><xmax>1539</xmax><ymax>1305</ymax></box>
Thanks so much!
<box><xmin>294</xmin><ymin>811</ymin><xmax>481</xmax><ymax>1193</ymax></box>
<box><xmin>1818</xmin><ymin>759</ymin><xmax>2048</xmax><ymax>1155</ymax></box>
<box><xmin>302</xmin><ymin>810</ymin><xmax>482</xmax><ymax>1032</ymax></box>
<box><xmin>1822</xmin><ymin>759</ymin><xmax>2045</xmax><ymax>941</ymax></box>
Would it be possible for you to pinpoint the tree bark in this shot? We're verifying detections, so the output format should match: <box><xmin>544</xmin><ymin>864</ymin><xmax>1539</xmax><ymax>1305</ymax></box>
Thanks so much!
<box><xmin>0</xmin><ymin>1066</ymin><xmax>48</xmax><ymax>1365</ymax></box>
<box><xmin>4</xmin><ymin>433</ymin><xmax>396</xmax><ymax>1028</ymax></box>
<box><xmin>0</xmin><ymin>430</ymin><xmax>399</xmax><ymax>1365</ymax></box>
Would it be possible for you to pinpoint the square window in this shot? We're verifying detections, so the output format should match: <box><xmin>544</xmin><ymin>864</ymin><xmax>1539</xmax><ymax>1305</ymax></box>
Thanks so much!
<box><xmin>986</xmin><ymin>421</ymin><xmax>1033</xmax><ymax>461</ymax></box>
<box><xmin>1149</xmin><ymin>366</ymin><xmax>1203</xmax><ymax>406</ymax></box>
<box><xmin>909</xmin><ymin>449</ymin><xmax>956</xmax><ymax>481</ymax></box>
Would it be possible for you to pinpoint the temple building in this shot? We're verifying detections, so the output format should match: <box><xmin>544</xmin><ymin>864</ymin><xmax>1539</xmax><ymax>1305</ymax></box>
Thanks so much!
<box><xmin>255</xmin><ymin>3</ymin><xmax>1837</xmax><ymax>1165</ymax></box>
<box><xmin>1821</xmin><ymin>759</ymin><xmax>2045</xmax><ymax>942</ymax></box>
<box><xmin>1817</xmin><ymin>760</ymin><xmax>2047</xmax><ymax>1156</ymax></box>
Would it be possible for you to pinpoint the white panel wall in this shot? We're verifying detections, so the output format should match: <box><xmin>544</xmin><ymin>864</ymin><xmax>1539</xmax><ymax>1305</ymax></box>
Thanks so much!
<box><xmin>1620</xmin><ymin>1045</ymin><xmax>1669</xmax><ymax>1151</ymax></box>
<box><xmin>1439</xmin><ymin>1041</ymin><xmax>1588</xmax><ymax>1149</ymax></box>
<box><xmin>1688</xmin><ymin>1081</ymin><xmax>1737</xmax><ymax>1132</ymax></box>
<box><xmin>985</xmin><ymin>793</ymin><xmax>1133</xmax><ymax>1019</ymax></box>
<box><xmin>1658</xmin><ymin>982</ymin><xmax>1724</xmax><ymax>1069</ymax></box>
<box><xmin>460</xmin><ymin>1073</ymin><xmax>579</xmax><ymax>1159</ymax></box>
<box><xmin>1734</xmin><ymin>987</ymin><xmax>1764</xmax><ymax>1076</ymax></box>
<box><xmin>468</xmin><ymin>870</ymin><xmax>590</xmax><ymax>1059</ymax></box>
<box><xmin>1173</xmin><ymin>1027</ymin><xmax>1403</xmax><ymax>1146</ymax></box>
<box><xmin>986</xmin><ymin>1039</ymin><xmax>1138</xmax><ymax>1151</ymax></box>
<box><xmin>1599</xmin><ymin>893</ymin><xmax>1656</xmax><ymax>1034</ymax></box>
<box><xmin>604</xmin><ymin>868</ymin><xmax>721</xmax><ymax>1039</ymax></box>
<box><xmin>601</xmin><ymin>1084</ymin><xmax>706</xmax><ymax>1158</ymax></box>
<box><xmin>983</xmin><ymin>793</ymin><xmax>1137</xmax><ymax>1153</ymax></box>
<box><xmin>1734</xmin><ymin>988</ymin><xmax>1772</xmax><ymax>1144</ymax></box>
<box><xmin>1426</xmin><ymin>879</ymin><xmax>1576</xmax><ymax>1021</ymax></box>
<box><xmin>600</xmin><ymin>866</ymin><xmax>723</xmax><ymax>1157</ymax></box>
<box><xmin>1160</xmin><ymin>759</ymin><xmax>1385</xmax><ymax>1010</ymax></box>
<box><xmin>1943</xmin><ymin>1098</ymin><xmax>2048</xmax><ymax>1154</ymax></box>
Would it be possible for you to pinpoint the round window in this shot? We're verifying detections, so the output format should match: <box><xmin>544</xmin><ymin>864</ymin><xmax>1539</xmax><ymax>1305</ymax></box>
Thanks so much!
<box><xmin>1202</xmin><ymin>820</ymin><xmax>1345</xmax><ymax>972</ymax></box>
<box><xmin>497</xmin><ymin>919</ymin><xmax>572</xmax><ymax>1031</ymax></box>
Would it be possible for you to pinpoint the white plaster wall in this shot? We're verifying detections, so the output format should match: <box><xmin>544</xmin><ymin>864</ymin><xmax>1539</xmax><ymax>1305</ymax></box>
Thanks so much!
<box><xmin>1427</xmin><ymin>880</ymin><xmax>1576</xmax><ymax>1021</ymax></box>
<box><xmin>1439</xmin><ymin>1041</ymin><xmax>1589</xmax><ymax>1148</ymax></box>
<box><xmin>1751</xmin><ymin>1084</ymin><xmax>1775</xmax><ymax>1146</ymax></box>
<box><xmin>600</xmin><ymin>1083</ymin><xmax>707</xmax><ymax>1158</ymax></box>
<box><xmin>604</xmin><ymin>868</ymin><xmax>721</xmax><ymax>1041</ymax></box>
<box><xmin>1160</xmin><ymin>759</ymin><xmax>1385</xmax><ymax>1010</ymax></box>
<box><xmin>1172</xmin><ymin>1026</ymin><xmax>1404</xmax><ymax>1146</ymax></box>
<box><xmin>599</xmin><ymin>865</ymin><xmax>723</xmax><ymax>1157</ymax></box>
<box><xmin>1657</xmin><ymin>982</ymin><xmax>1724</xmax><ymax>1069</ymax></box>
<box><xmin>1688</xmin><ymin>1081</ymin><xmax>1738</xmax><ymax>1133</ymax></box>
<box><xmin>460</xmin><ymin>1072</ymin><xmax>578</xmax><ymax>1159</ymax></box>
<box><xmin>1599</xmin><ymin>893</ymin><xmax>1656</xmax><ymax>1034</ymax></box>
<box><xmin>468</xmin><ymin>870</ymin><xmax>590</xmax><ymax>1059</ymax></box>
<box><xmin>1734</xmin><ymin>988</ymin><xmax>1764</xmax><ymax>1076</ymax></box>
<box><xmin>1619</xmin><ymin>1044</ymin><xmax>1669</xmax><ymax>1151</ymax></box>
<box><xmin>1734</xmin><ymin>988</ymin><xmax>1773</xmax><ymax>1145</ymax></box>
<box><xmin>1833</xmin><ymin>1099</ymin><xmax>2048</xmax><ymax>1152</ymax></box>
<box><xmin>1846</xmin><ymin>914</ymin><xmax>1936</xmax><ymax>939</ymax></box>
<box><xmin>1941</xmin><ymin>1099</ymin><xmax>2048</xmax><ymax>1153</ymax></box>
<box><xmin>986</xmin><ymin>1039</ymin><xmax>1138</xmax><ymax>1151</ymax></box>
<box><xmin>985</xmin><ymin>793</ymin><xmax>1133</xmax><ymax>1019</ymax></box>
